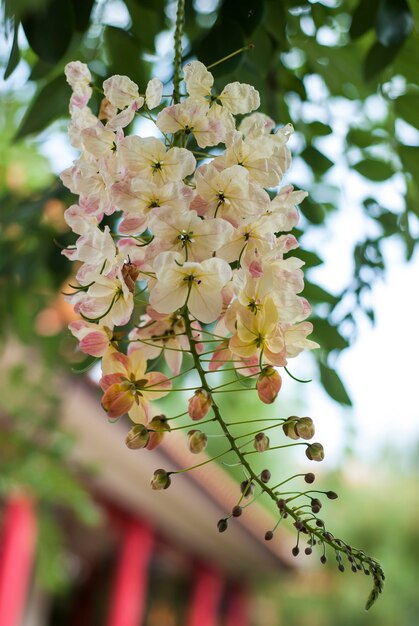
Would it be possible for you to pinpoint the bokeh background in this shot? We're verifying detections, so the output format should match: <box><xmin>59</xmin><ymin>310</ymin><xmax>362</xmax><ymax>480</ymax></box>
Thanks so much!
<box><xmin>1</xmin><ymin>0</ymin><xmax>418</xmax><ymax>624</ymax></box>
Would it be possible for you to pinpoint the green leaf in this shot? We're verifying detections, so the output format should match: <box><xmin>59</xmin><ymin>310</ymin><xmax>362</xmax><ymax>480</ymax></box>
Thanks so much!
<box><xmin>306</xmin><ymin>121</ymin><xmax>333</xmax><ymax>137</ymax></box>
<box><xmin>303</xmin><ymin>283</ymin><xmax>339</xmax><ymax>307</ymax></box>
<box><xmin>394</xmin><ymin>92</ymin><xmax>419</xmax><ymax>128</ymax></box>
<box><xmin>4</xmin><ymin>21</ymin><xmax>21</xmax><ymax>80</ymax></box>
<box><xmin>22</xmin><ymin>0</ymin><xmax>75</xmax><ymax>63</ymax></box>
<box><xmin>301</xmin><ymin>146</ymin><xmax>334</xmax><ymax>176</ymax></box>
<box><xmin>347</xmin><ymin>127</ymin><xmax>384</xmax><ymax>148</ymax></box>
<box><xmin>319</xmin><ymin>362</ymin><xmax>352</xmax><ymax>406</ymax></box>
<box><xmin>350</xmin><ymin>0</ymin><xmax>381</xmax><ymax>40</ymax></box>
<box><xmin>298</xmin><ymin>195</ymin><xmax>326</xmax><ymax>224</ymax></box>
<box><xmin>70</xmin><ymin>0</ymin><xmax>95</xmax><ymax>32</ymax></box>
<box><xmin>124</xmin><ymin>0</ymin><xmax>165</xmax><ymax>52</ymax></box>
<box><xmin>293</xmin><ymin>249</ymin><xmax>323</xmax><ymax>269</ymax></box>
<box><xmin>15</xmin><ymin>74</ymin><xmax>71</xmax><ymax>140</ymax></box>
<box><xmin>105</xmin><ymin>26</ymin><xmax>149</xmax><ymax>87</ymax></box>
<box><xmin>364</xmin><ymin>40</ymin><xmax>402</xmax><ymax>80</ymax></box>
<box><xmin>220</xmin><ymin>0</ymin><xmax>264</xmax><ymax>36</ymax></box>
<box><xmin>353</xmin><ymin>159</ymin><xmax>394</xmax><ymax>181</ymax></box>
<box><xmin>312</xmin><ymin>318</ymin><xmax>349</xmax><ymax>352</ymax></box>
<box><xmin>399</xmin><ymin>145</ymin><xmax>419</xmax><ymax>179</ymax></box>
<box><xmin>376</xmin><ymin>0</ymin><xmax>414</xmax><ymax>47</ymax></box>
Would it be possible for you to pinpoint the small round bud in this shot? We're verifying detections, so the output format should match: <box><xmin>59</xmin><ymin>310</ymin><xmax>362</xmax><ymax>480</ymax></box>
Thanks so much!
<box><xmin>311</xmin><ymin>498</ymin><xmax>322</xmax><ymax>514</ymax></box>
<box><xmin>292</xmin><ymin>546</ymin><xmax>300</xmax><ymax>557</ymax></box>
<box><xmin>260</xmin><ymin>469</ymin><xmax>271</xmax><ymax>483</ymax></box>
<box><xmin>187</xmin><ymin>429</ymin><xmax>208</xmax><ymax>454</ymax></box>
<box><xmin>305</xmin><ymin>442</ymin><xmax>325</xmax><ymax>462</ymax></box>
<box><xmin>147</xmin><ymin>415</ymin><xmax>170</xmax><ymax>450</ymax></box>
<box><xmin>277</xmin><ymin>498</ymin><xmax>287</xmax><ymax>513</ymax></box>
<box><xmin>150</xmin><ymin>469</ymin><xmax>171</xmax><ymax>490</ymax></box>
<box><xmin>125</xmin><ymin>424</ymin><xmax>149</xmax><ymax>450</ymax></box>
<box><xmin>320</xmin><ymin>555</ymin><xmax>327</xmax><ymax>564</ymax></box>
<box><xmin>294</xmin><ymin>520</ymin><xmax>303</xmax><ymax>531</ymax></box>
<box><xmin>265</xmin><ymin>530</ymin><xmax>274</xmax><ymax>541</ymax></box>
<box><xmin>294</xmin><ymin>417</ymin><xmax>315</xmax><ymax>440</ymax></box>
<box><xmin>282</xmin><ymin>417</ymin><xmax>299</xmax><ymax>440</ymax></box>
<box><xmin>304</xmin><ymin>472</ymin><xmax>315</xmax><ymax>484</ymax></box>
<box><xmin>232</xmin><ymin>505</ymin><xmax>242</xmax><ymax>518</ymax></box>
<box><xmin>338</xmin><ymin>564</ymin><xmax>345</xmax><ymax>573</ymax></box>
<box><xmin>240</xmin><ymin>480</ymin><xmax>255</xmax><ymax>498</ymax></box>
<box><xmin>326</xmin><ymin>490</ymin><xmax>338</xmax><ymax>500</ymax></box>
<box><xmin>305</xmin><ymin>547</ymin><xmax>312</xmax><ymax>555</ymax></box>
<box><xmin>253</xmin><ymin>432</ymin><xmax>270</xmax><ymax>452</ymax></box>
<box><xmin>316</xmin><ymin>519</ymin><xmax>324</xmax><ymax>527</ymax></box>
<box><xmin>351</xmin><ymin>565</ymin><xmax>357</xmax><ymax>573</ymax></box>
<box><xmin>256</xmin><ymin>366</ymin><xmax>282</xmax><ymax>404</ymax></box>
<box><xmin>217</xmin><ymin>518</ymin><xmax>228</xmax><ymax>533</ymax></box>
<box><xmin>188</xmin><ymin>389</ymin><xmax>212</xmax><ymax>421</ymax></box>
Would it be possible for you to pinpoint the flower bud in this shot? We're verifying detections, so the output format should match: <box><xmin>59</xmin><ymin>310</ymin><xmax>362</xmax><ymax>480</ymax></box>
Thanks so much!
<box><xmin>125</xmin><ymin>424</ymin><xmax>150</xmax><ymax>450</ymax></box>
<box><xmin>311</xmin><ymin>498</ymin><xmax>322</xmax><ymax>514</ymax></box>
<box><xmin>292</xmin><ymin>546</ymin><xmax>300</xmax><ymax>557</ymax></box>
<box><xmin>147</xmin><ymin>415</ymin><xmax>170</xmax><ymax>450</ymax></box>
<box><xmin>282</xmin><ymin>417</ymin><xmax>300</xmax><ymax>440</ymax></box>
<box><xmin>150</xmin><ymin>469</ymin><xmax>171</xmax><ymax>490</ymax></box>
<box><xmin>217</xmin><ymin>518</ymin><xmax>228</xmax><ymax>533</ymax></box>
<box><xmin>240</xmin><ymin>480</ymin><xmax>254</xmax><ymax>498</ymax></box>
<box><xmin>305</xmin><ymin>546</ymin><xmax>313</xmax><ymax>555</ymax></box>
<box><xmin>294</xmin><ymin>417</ymin><xmax>315</xmax><ymax>440</ymax></box>
<box><xmin>304</xmin><ymin>472</ymin><xmax>315</xmax><ymax>484</ymax></box>
<box><xmin>256</xmin><ymin>366</ymin><xmax>282</xmax><ymax>404</ymax></box>
<box><xmin>253</xmin><ymin>432</ymin><xmax>270</xmax><ymax>452</ymax></box>
<box><xmin>326</xmin><ymin>490</ymin><xmax>338</xmax><ymax>500</ymax></box>
<box><xmin>305</xmin><ymin>442</ymin><xmax>325</xmax><ymax>462</ymax></box>
<box><xmin>187</xmin><ymin>429</ymin><xmax>208</xmax><ymax>454</ymax></box>
<box><xmin>265</xmin><ymin>530</ymin><xmax>274</xmax><ymax>541</ymax></box>
<box><xmin>232</xmin><ymin>505</ymin><xmax>242</xmax><ymax>518</ymax></box>
<box><xmin>188</xmin><ymin>389</ymin><xmax>212</xmax><ymax>421</ymax></box>
<box><xmin>260</xmin><ymin>469</ymin><xmax>271</xmax><ymax>483</ymax></box>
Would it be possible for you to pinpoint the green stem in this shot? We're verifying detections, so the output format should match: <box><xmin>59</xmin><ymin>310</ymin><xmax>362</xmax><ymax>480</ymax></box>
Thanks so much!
<box><xmin>173</xmin><ymin>0</ymin><xmax>185</xmax><ymax>104</ymax></box>
<box><xmin>181</xmin><ymin>306</ymin><xmax>382</xmax><ymax>590</ymax></box>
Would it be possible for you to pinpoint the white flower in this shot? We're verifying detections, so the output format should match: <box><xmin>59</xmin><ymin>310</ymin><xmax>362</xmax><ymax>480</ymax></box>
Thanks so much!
<box><xmin>145</xmin><ymin>77</ymin><xmax>163</xmax><ymax>109</ymax></box>
<box><xmin>150</xmin><ymin>209</ymin><xmax>233</xmax><ymax>261</ymax></box>
<box><xmin>103</xmin><ymin>75</ymin><xmax>144</xmax><ymax>110</ymax></box>
<box><xmin>119</xmin><ymin>136</ymin><xmax>196</xmax><ymax>184</ymax></box>
<box><xmin>157</xmin><ymin>101</ymin><xmax>224</xmax><ymax>148</ymax></box>
<box><xmin>149</xmin><ymin>251</ymin><xmax>232</xmax><ymax>323</ymax></box>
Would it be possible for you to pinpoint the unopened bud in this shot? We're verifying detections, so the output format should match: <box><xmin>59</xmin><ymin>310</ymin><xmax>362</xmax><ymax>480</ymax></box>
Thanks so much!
<box><xmin>311</xmin><ymin>498</ymin><xmax>322</xmax><ymax>514</ymax></box>
<box><xmin>217</xmin><ymin>518</ymin><xmax>228</xmax><ymax>533</ymax></box>
<box><xmin>305</xmin><ymin>547</ymin><xmax>313</xmax><ymax>555</ymax></box>
<box><xmin>188</xmin><ymin>389</ymin><xmax>212</xmax><ymax>421</ymax></box>
<box><xmin>294</xmin><ymin>417</ymin><xmax>315</xmax><ymax>440</ymax></box>
<box><xmin>232</xmin><ymin>505</ymin><xmax>242</xmax><ymax>517</ymax></box>
<box><xmin>150</xmin><ymin>469</ymin><xmax>171</xmax><ymax>490</ymax></box>
<box><xmin>260</xmin><ymin>469</ymin><xmax>271</xmax><ymax>483</ymax></box>
<box><xmin>320</xmin><ymin>555</ymin><xmax>327</xmax><ymax>564</ymax></box>
<box><xmin>265</xmin><ymin>530</ymin><xmax>274</xmax><ymax>541</ymax></box>
<box><xmin>326</xmin><ymin>490</ymin><xmax>338</xmax><ymax>500</ymax></box>
<box><xmin>256</xmin><ymin>366</ymin><xmax>282</xmax><ymax>404</ymax></box>
<box><xmin>292</xmin><ymin>546</ymin><xmax>300</xmax><ymax>557</ymax></box>
<box><xmin>282</xmin><ymin>417</ymin><xmax>299</xmax><ymax>440</ymax></box>
<box><xmin>122</xmin><ymin>262</ymin><xmax>140</xmax><ymax>293</ymax></box>
<box><xmin>187</xmin><ymin>429</ymin><xmax>208</xmax><ymax>454</ymax></box>
<box><xmin>305</xmin><ymin>442</ymin><xmax>325</xmax><ymax>462</ymax></box>
<box><xmin>304</xmin><ymin>472</ymin><xmax>315</xmax><ymax>484</ymax></box>
<box><xmin>277</xmin><ymin>499</ymin><xmax>287</xmax><ymax>513</ymax></box>
<box><xmin>147</xmin><ymin>415</ymin><xmax>170</xmax><ymax>450</ymax></box>
<box><xmin>125</xmin><ymin>424</ymin><xmax>149</xmax><ymax>449</ymax></box>
<box><xmin>253</xmin><ymin>432</ymin><xmax>270</xmax><ymax>452</ymax></box>
<box><xmin>240</xmin><ymin>480</ymin><xmax>255</xmax><ymax>498</ymax></box>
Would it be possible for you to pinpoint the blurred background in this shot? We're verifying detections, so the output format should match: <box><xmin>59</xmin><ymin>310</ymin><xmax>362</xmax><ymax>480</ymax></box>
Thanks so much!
<box><xmin>0</xmin><ymin>0</ymin><xmax>418</xmax><ymax>624</ymax></box>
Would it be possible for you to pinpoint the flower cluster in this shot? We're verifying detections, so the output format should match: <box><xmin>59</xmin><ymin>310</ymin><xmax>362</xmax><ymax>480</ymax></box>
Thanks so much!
<box><xmin>62</xmin><ymin>59</ymin><xmax>318</xmax><ymax>424</ymax></box>
<box><xmin>61</xmin><ymin>59</ymin><xmax>384</xmax><ymax>608</ymax></box>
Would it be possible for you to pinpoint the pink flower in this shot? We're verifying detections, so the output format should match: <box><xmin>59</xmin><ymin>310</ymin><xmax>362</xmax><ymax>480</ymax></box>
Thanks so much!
<box><xmin>188</xmin><ymin>389</ymin><xmax>212</xmax><ymax>421</ymax></box>
<box><xmin>256</xmin><ymin>366</ymin><xmax>282</xmax><ymax>404</ymax></box>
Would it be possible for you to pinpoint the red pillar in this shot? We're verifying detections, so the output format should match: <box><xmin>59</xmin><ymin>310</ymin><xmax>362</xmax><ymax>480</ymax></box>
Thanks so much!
<box><xmin>106</xmin><ymin>519</ymin><xmax>154</xmax><ymax>626</ymax></box>
<box><xmin>0</xmin><ymin>495</ymin><xmax>37</xmax><ymax>626</ymax></box>
<box><xmin>186</xmin><ymin>565</ymin><xmax>224</xmax><ymax>626</ymax></box>
<box><xmin>226</xmin><ymin>585</ymin><xmax>251</xmax><ymax>626</ymax></box>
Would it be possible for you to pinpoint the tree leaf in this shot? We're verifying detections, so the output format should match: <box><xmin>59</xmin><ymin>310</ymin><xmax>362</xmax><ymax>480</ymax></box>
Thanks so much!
<box><xmin>70</xmin><ymin>0</ymin><xmax>95</xmax><ymax>32</ymax></box>
<box><xmin>376</xmin><ymin>0</ymin><xmax>414</xmax><ymax>47</ymax></box>
<box><xmin>319</xmin><ymin>362</ymin><xmax>352</xmax><ymax>406</ymax></box>
<box><xmin>399</xmin><ymin>145</ymin><xmax>419</xmax><ymax>179</ymax></box>
<box><xmin>124</xmin><ymin>0</ymin><xmax>165</xmax><ymax>52</ymax></box>
<box><xmin>301</xmin><ymin>146</ymin><xmax>334</xmax><ymax>176</ymax></box>
<box><xmin>353</xmin><ymin>159</ymin><xmax>394</xmax><ymax>181</ymax></box>
<box><xmin>394</xmin><ymin>92</ymin><xmax>419</xmax><ymax>129</ymax></box>
<box><xmin>220</xmin><ymin>0</ymin><xmax>264</xmax><ymax>36</ymax></box>
<box><xmin>4</xmin><ymin>21</ymin><xmax>21</xmax><ymax>80</ymax></box>
<box><xmin>22</xmin><ymin>0</ymin><xmax>75</xmax><ymax>63</ymax></box>
<box><xmin>104</xmin><ymin>26</ymin><xmax>149</xmax><ymax>88</ymax></box>
<box><xmin>15</xmin><ymin>75</ymin><xmax>71</xmax><ymax>140</ymax></box>
<box><xmin>303</xmin><ymin>283</ymin><xmax>339</xmax><ymax>307</ymax></box>
<box><xmin>195</xmin><ymin>19</ymin><xmax>245</xmax><ymax>76</ymax></box>
<box><xmin>350</xmin><ymin>0</ymin><xmax>381</xmax><ymax>40</ymax></box>
<box><xmin>311</xmin><ymin>318</ymin><xmax>349</xmax><ymax>352</ymax></box>
<box><xmin>298</xmin><ymin>195</ymin><xmax>326</xmax><ymax>224</ymax></box>
<box><xmin>364</xmin><ymin>40</ymin><xmax>402</xmax><ymax>80</ymax></box>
